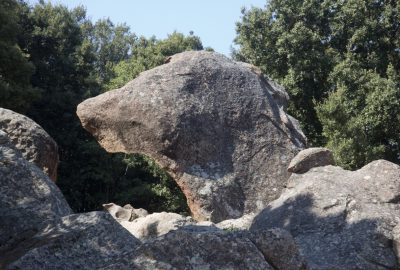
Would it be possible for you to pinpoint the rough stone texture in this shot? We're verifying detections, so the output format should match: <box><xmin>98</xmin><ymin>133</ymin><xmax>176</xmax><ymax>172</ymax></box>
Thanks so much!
<box><xmin>216</xmin><ymin>213</ymin><xmax>255</xmax><ymax>230</ymax></box>
<box><xmin>0</xmin><ymin>130</ymin><xmax>72</xmax><ymax>262</ymax></box>
<box><xmin>103</xmin><ymin>203</ymin><xmax>148</xmax><ymax>222</ymax></box>
<box><xmin>0</xmin><ymin>128</ymin><xmax>307</xmax><ymax>270</ymax></box>
<box><xmin>77</xmin><ymin>51</ymin><xmax>306</xmax><ymax>222</ymax></box>
<box><xmin>4</xmin><ymin>212</ymin><xmax>141</xmax><ymax>270</ymax></box>
<box><xmin>120</xmin><ymin>212</ymin><xmax>195</xmax><ymax>240</ymax></box>
<box><xmin>106</xmin><ymin>229</ymin><xmax>307</xmax><ymax>270</ymax></box>
<box><xmin>251</xmin><ymin>160</ymin><xmax>400</xmax><ymax>269</ymax></box>
<box><xmin>288</xmin><ymin>147</ymin><xmax>335</xmax><ymax>174</ymax></box>
<box><xmin>0</xmin><ymin>108</ymin><xmax>59</xmax><ymax>181</ymax></box>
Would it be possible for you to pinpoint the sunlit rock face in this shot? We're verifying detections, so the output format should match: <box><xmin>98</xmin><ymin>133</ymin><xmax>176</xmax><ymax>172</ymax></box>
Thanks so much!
<box><xmin>77</xmin><ymin>51</ymin><xmax>306</xmax><ymax>222</ymax></box>
<box><xmin>0</xmin><ymin>108</ymin><xmax>59</xmax><ymax>181</ymax></box>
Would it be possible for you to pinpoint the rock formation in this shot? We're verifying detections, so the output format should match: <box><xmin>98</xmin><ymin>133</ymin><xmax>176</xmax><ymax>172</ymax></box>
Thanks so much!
<box><xmin>0</xmin><ymin>130</ymin><xmax>71</xmax><ymax>264</ymax></box>
<box><xmin>0</xmin><ymin>125</ymin><xmax>307</xmax><ymax>270</ymax></box>
<box><xmin>77</xmin><ymin>51</ymin><xmax>306</xmax><ymax>222</ymax></box>
<box><xmin>287</xmin><ymin>147</ymin><xmax>335</xmax><ymax>173</ymax></box>
<box><xmin>251</xmin><ymin>159</ymin><xmax>400</xmax><ymax>269</ymax></box>
<box><xmin>122</xmin><ymin>228</ymin><xmax>307</xmax><ymax>270</ymax></box>
<box><xmin>0</xmin><ymin>108</ymin><xmax>59</xmax><ymax>181</ymax></box>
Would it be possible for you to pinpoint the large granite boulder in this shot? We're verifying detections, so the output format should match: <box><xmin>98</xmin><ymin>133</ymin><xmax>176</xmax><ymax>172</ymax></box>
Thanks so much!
<box><xmin>0</xmin><ymin>108</ymin><xmax>59</xmax><ymax>181</ymax></box>
<box><xmin>251</xmin><ymin>160</ymin><xmax>400</xmax><ymax>269</ymax></box>
<box><xmin>77</xmin><ymin>51</ymin><xmax>306</xmax><ymax>222</ymax></box>
<box><xmin>4</xmin><ymin>212</ymin><xmax>141</xmax><ymax>270</ymax></box>
<box><xmin>0</xmin><ymin>130</ymin><xmax>71</xmax><ymax>263</ymax></box>
<box><xmin>107</xmin><ymin>228</ymin><xmax>307</xmax><ymax>270</ymax></box>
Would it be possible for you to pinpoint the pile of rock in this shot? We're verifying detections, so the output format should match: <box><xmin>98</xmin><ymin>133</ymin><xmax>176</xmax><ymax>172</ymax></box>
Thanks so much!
<box><xmin>2</xmin><ymin>51</ymin><xmax>400</xmax><ymax>269</ymax></box>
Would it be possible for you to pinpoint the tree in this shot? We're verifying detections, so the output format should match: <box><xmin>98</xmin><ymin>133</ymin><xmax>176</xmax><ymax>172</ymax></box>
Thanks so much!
<box><xmin>235</xmin><ymin>0</ymin><xmax>400</xmax><ymax>168</ymax></box>
<box><xmin>0</xmin><ymin>0</ymin><xmax>36</xmax><ymax>113</ymax></box>
<box><xmin>107</xmin><ymin>31</ymin><xmax>204</xmax><ymax>90</ymax></box>
<box><xmin>234</xmin><ymin>0</ymin><xmax>336</xmax><ymax>144</ymax></box>
<box><xmin>83</xmin><ymin>18</ymin><xmax>137</xmax><ymax>86</ymax></box>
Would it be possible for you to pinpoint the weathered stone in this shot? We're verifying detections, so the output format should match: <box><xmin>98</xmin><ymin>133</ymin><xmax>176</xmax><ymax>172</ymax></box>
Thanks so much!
<box><xmin>251</xmin><ymin>160</ymin><xmax>400</xmax><ymax>269</ymax></box>
<box><xmin>288</xmin><ymin>147</ymin><xmax>335</xmax><ymax>174</ymax></box>
<box><xmin>77</xmin><ymin>51</ymin><xmax>306</xmax><ymax>222</ymax></box>
<box><xmin>0</xmin><ymin>130</ymin><xmax>72</xmax><ymax>261</ymax></box>
<box><xmin>0</xmin><ymin>108</ymin><xmax>59</xmax><ymax>181</ymax></box>
<box><xmin>123</xmin><ymin>204</ymin><xmax>149</xmax><ymax>219</ymax></box>
<box><xmin>216</xmin><ymin>213</ymin><xmax>255</xmax><ymax>230</ymax></box>
<box><xmin>4</xmin><ymin>212</ymin><xmax>141</xmax><ymax>270</ymax></box>
<box><xmin>120</xmin><ymin>212</ymin><xmax>194</xmax><ymax>240</ymax></box>
<box><xmin>107</xmin><ymin>228</ymin><xmax>307</xmax><ymax>270</ymax></box>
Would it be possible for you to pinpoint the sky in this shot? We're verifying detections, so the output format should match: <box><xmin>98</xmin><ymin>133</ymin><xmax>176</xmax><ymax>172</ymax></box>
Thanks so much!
<box><xmin>28</xmin><ymin>0</ymin><xmax>266</xmax><ymax>56</ymax></box>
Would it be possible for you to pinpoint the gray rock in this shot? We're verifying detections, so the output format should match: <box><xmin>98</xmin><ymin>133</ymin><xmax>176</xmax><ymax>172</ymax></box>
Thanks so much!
<box><xmin>122</xmin><ymin>204</ymin><xmax>149</xmax><ymax>219</ymax></box>
<box><xmin>251</xmin><ymin>160</ymin><xmax>400</xmax><ymax>269</ymax></box>
<box><xmin>216</xmin><ymin>213</ymin><xmax>255</xmax><ymax>230</ymax></box>
<box><xmin>107</xmin><ymin>228</ymin><xmax>307</xmax><ymax>270</ymax></box>
<box><xmin>4</xmin><ymin>212</ymin><xmax>141</xmax><ymax>270</ymax></box>
<box><xmin>77</xmin><ymin>51</ymin><xmax>306</xmax><ymax>222</ymax></box>
<box><xmin>0</xmin><ymin>108</ymin><xmax>59</xmax><ymax>181</ymax></box>
<box><xmin>0</xmin><ymin>130</ymin><xmax>72</xmax><ymax>263</ymax></box>
<box><xmin>119</xmin><ymin>212</ymin><xmax>194</xmax><ymax>240</ymax></box>
<box><xmin>288</xmin><ymin>147</ymin><xmax>335</xmax><ymax>173</ymax></box>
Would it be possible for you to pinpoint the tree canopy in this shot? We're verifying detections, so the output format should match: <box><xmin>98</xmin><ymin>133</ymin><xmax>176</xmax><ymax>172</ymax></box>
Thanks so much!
<box><xmin>235</xmin><ymin>0</ymin><xmax>400</xmax><ymax>168</ymax></box>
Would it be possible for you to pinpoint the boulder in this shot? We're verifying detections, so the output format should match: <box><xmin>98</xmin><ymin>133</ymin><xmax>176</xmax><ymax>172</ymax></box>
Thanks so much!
<box><xmin>0</xmin><ymin>130</ymin><xmax>71</xmax><ymax>260</ymax></box>
<box><xmin>109</xmin><ymin>229</ymin><xmax>307</xmax><ymax>270</ymax></box>
<box><xmin>119</xmin><ymin>212</ymin><xmax>194</xmax><ymax>240</ymax></box>
<box><xmin>288</xmin><ymin>147</ymin><xmax>335</xmax><ymax>173</ymax></box>
<box><xmin>216</xmin><ymin>213</ymin><xmax>255</xmax><ymax>230</ymax></box>
<box><xmin>77</xmin><ymin>51</ymin><xmax>306</xmax><ymax>222</ymax></box>
<box><xmin>251</xmin><ymin>160</ymin><xmax>400</xmax><ymax>269</ymax></box>
<box><xmin>103</xmin><ymin>202</ymin><xmax>148</xmax><ymax>222</ymax></box>
<box><xmin>4</xmin><ymin>212</ymin><xmax>141</xmax><ymax>270</ymax></box>
<box><xmin>0</xmin><ymin>108</ymin><xmax>59</xmax><ymax>181</ymax></box>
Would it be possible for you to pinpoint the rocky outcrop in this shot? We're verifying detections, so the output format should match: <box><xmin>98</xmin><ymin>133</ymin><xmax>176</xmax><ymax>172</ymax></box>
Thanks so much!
<box><xmin>77</xmin><ymin>51</ymin><xmax>306</xmax><ymax>222</ymax></box>
<box><xmin>1</xmin><ymin>129</ymin><xmax>307</xmax><ymax>269</ymax></box>
<box><xmin>0</xmin><ymin>131</ymin><xmax>140</xmax><ymax>269</ymax></box>
<box><xmin>4</xmin><ymin>212</ymin><xmax>141</xmax><ymax>270</ymax></box>
<box><xmin>251</xmin><ymin>160</ymin><xmax>400</xmax><ymax>269</ymax></box>
<box><xmin>109</xmin><ymin>228</ymin><xmax>307</xmax><ymax>270</ymax></box>
<box><xmin>0</xmin><ymin>108</ymin><xmax>59</xmax><ymax>181</ymax></box>
<box><xmin>288</xmin><ymin>147</ymin><xmax>335</xmax><ymax>173</ymax></box>
<box><xmin>0</xmin><ymin>130</ymin><xmax>71</xmax><ymax>264</ymax></box>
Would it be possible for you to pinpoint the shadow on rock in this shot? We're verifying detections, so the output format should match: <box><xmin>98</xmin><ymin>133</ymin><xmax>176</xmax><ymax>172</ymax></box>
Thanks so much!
<box><xmin>251</xmin><ymin>193</ymin><xmax>399</xmax><ymax>269</ymax></box>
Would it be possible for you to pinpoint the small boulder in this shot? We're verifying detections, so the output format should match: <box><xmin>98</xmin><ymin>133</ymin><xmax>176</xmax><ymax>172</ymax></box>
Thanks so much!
<box><xmin>216</xmin><ymin>213</ymin><xmax>255</xmax><ymax>230</ymax></box>
<box><xmin>0</xmin><ymin>108</ymin><xmax>59</xmax><ymax>181</ymax></box>
<box><xmin>288</xmin><ymin>147</ymin><xmax>334</xmax><ymax>173</ymax></box>
<box><xmin>120</xmin><ymin>212</ymin><xmax>194</xmax><ymax>240</ymax></box>
<box><xmin>102</xmin><ymin>202</ymin><xmax>148</xmax><ymax>222</ymax></box>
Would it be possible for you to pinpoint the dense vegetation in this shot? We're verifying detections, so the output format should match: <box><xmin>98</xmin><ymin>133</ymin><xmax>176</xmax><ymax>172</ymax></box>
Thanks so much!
<box><xmin>1</xmin><ymin>0</ymin><xmax>399</xmax><ymax>214</ymax></box>
<box><xmin>235</xmin><ymin>0</ymin><xmax>400</xmax><ymax>169</ymax></box>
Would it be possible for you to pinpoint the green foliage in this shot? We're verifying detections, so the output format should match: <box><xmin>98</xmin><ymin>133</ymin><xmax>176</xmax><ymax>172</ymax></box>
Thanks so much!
<box><xmin>107</xmin><ymin>31</ymin><xmax>204</xmax><ymax>90</ymax></box>
<box><xmin>82</xmin><ymin>18</ymin><xmax>137</xmax><ymax>86</ymax></box>
<box><xmin>0</xmin><ymin>0</ymin><xmax>37</xmax><ymax>113</ymax></box>
<box><xmin>235</xmin><ymin>0</ymin><xmax>400</xmax><ymax>168</ymax></box>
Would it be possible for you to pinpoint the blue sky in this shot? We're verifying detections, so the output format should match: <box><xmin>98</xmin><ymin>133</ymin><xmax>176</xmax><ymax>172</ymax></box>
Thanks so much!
<box><xmin>28</xmin><ymin>0</ymin><xmax>266</xmax><ymax>56</ymax></box>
